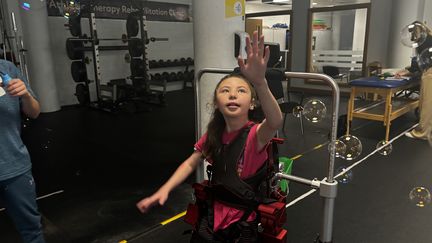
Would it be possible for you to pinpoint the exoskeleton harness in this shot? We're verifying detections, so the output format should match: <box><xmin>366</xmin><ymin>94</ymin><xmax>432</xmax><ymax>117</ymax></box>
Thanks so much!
<box><xmin>184</xmin><ymin>126</ymin><xmax>287</xmax><ymax>242</ymax></box>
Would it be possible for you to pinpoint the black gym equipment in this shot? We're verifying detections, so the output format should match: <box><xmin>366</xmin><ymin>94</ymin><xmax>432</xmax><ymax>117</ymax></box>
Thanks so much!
<box><xmin>130</xmin><ymin>58</ymin><xmax>145</xmax><ymax>77</ymax></box>
<box><xmin>71</xmin><ymin>61</ymin><xmax>88</xmax><ymax>83</ymax></box>
<box><xmin>66</xmin><ymin>39</ymin><xmax>85</xmax><ymax>60</ymax></box>
<box><xmin>126</xmin><ymin>13</ymin><xmax>140</xmax><ymax>37</ymax></box>
<box><xmin>75</xmin><ymin>83</ymin><xmax>90</xmax><ymax>105</ymax></box>
<box><xmin>66</xmin><ymin>38</ymin><xmax>129</xmax><ymax>60</ymax></box>
<box><xmin>65</xmin><ymin>0</ymin><xmax>171</xmax><ymax>110</ymax></box>
<box><xmin>67</xmin><ymin>15</ymin><xmax>82</xmax><ymax>37</ymax></box>
<box><xmin>127</xmin><ymin>38</ymin><xmax>144</xmax><ymax>57</ymax></box>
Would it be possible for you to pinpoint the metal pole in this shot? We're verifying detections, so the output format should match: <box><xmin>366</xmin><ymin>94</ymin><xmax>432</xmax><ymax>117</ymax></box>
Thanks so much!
<box><xmin>10</xmin><ymin>12</ymin><xmax>24</xmax><ymax>74</ymax></box>
<box><xmin>0</xmin><ymin>0</ymin><xmax>8</xmax><ymax>60</ymax></box>
<box><xmin>89</xmin><ymin>11</ymin><xmax>101</xmax><ymax>102</ymax></box>
<box><xmin>275</xmin><ymin>172</ymin><xmax>320</xmax><ymax>188</ymax></box>
<box><xmin>19</xmin><ymin>37</ymin><xmax>30</xmax><ymax>84</ymax></box>
<box><xmin>139</xmin><ymin>7</ymin><xmax>150</xmax><ymax>86</ymax></box>
<box><xmin>284</xmin><ymin>72</ymin><xmax>339</xmax><ymax>182</ymax></box>
<box><xmin>284</xmin><ymin>71</ymin><xmax>339</xmax><ymax>243</ymax></box>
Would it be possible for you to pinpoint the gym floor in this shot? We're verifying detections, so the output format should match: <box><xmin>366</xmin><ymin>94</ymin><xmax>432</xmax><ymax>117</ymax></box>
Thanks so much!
<box><xmin>1</xmin><ymin>88</ymin><xmax>431</xmax><ymax>243</ymax></box>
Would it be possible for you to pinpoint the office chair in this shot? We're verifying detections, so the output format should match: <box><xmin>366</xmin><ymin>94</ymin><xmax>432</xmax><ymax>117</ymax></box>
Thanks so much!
<box><xmin>265</xmin><ymin>68</ymin><xmax>305</xmax><ymax>134</ymax></box>
<box><xmin>265</xmin><ymin>42</ymin><xmax>283</xmax><ymax>68</ymax></box>
<box><xmin>322</xmin><ymin>65</ymin><xmax>348</xmax><ymax>83</ymax></box>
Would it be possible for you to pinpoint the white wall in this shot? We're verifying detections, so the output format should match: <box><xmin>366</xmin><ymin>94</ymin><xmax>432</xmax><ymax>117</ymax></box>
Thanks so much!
<box><xmin>246</xmin><ymin>1</ymin><xmax>290</xmax><ymax>14</ymax></box>
<box><xmin>424</xmin><ymin>0</ymin><xmax>432</xmax><ymax>26</ymax></box>
<box><xmin>352</xmin><ymin>8</ymin><xmax>366</xmax><ymax>51</ymax></box>
<box><xmin>387</xmin><ymin>0</ymin><xmax>425</xmax><ymax>68</ymax></box>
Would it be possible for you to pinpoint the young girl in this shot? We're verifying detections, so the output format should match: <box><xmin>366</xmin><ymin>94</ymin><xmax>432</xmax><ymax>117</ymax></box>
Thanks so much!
<box><xmin>136</xmin><ymin>31</ymin><xmax>283</xmax><ymax>242</ymax></box>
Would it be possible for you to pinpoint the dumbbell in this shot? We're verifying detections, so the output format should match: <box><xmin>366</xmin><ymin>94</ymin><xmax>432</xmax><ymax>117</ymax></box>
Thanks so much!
<box><xmin>186</xmin><ymin>57</ymin><xmax>194</xmax><ymax>65</ymax></box>
<box><xmin>173</xmin><ymin>59</ymin><xmax>180</xmax><ymax>66</ymax></box>
<box><xmin>169</xmin><ymin>72</ymin><xmax>177</xmax><ymax>82</ymax></box>
<box><xmin>149</xmin><ymin>60</ymin><xmax>158</xmax><ymax>68</ymax></box>
<box><xmin>176</xmin><ymin>71</ymin><xmax>184</xmax><ymax>80</ymax></box>
<box><xmin>158</xmin><ymin>59</ymin><xmax>165</xmax><ymax>67</ymax></box>
<box><xmin>154</xmin><ymin>73</ymin><xmax>162</xmax><ymax>81</ymax></box>
<box><xmin>162</xmin><ymin>72</ymin><xmax>170</xmax><ymax>81</ymax></box>
<box><xmin>165</xmin><ymin>59</ymin><xmax>172</xmax><ymax>67</ymax></box>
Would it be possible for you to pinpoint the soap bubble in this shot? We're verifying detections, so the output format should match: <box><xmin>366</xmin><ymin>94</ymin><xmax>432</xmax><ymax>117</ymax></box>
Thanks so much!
<box><xmin>409</xmin><ymin>187</ymin><xmax>431</xmax><ymax>207</ymax></box>
<box><xmin>376</xmin><ymin>140</ymin><xmax>393</xmax><ymax>156</ymax></box>
<box><xmin>292</xmin><ymin>106</ymin><xmax>304</xmax><ymax>118</ymax></box>
<box><xmin>59</xmin><ymin>0</ymin><xmax>81</xmax><ymax>18</ymax></box>
<box><xmin>41</xmin><ymin>140</ymin><xmax>51</xmax><ymax>150</ymax></box>
<box><xmin>335</xmin><ymin>166</ymin><xmax>353</xmax><ymax>184</ymax></box>
<box><xmin>303</xmin><ymin>99</ymin><xmax>326</xmax><ymax>123</ymax></box>
<box><xmin>328</xmin><ymin>139</ymin><xmax>347</xmax><ymax>158</ymax></box>
<box><xmin>400</xmin><ymin>22</ymin><xmax>427</xmax><ymax>48</ymax></box>
<box><xmin>338</xmin><ymin>135</ymin><xmax>362</xmax><ymax>160</ymax></box>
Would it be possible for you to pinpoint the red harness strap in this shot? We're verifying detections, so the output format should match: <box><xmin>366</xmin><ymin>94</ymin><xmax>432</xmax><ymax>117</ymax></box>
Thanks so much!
<box><xmin>184</xmin><ymin>181</ymin><xmax>210</xmax><ymax>227</ymax></box>
<box><xmin>184</xmin><ymin>137</ymin><xmax>288</xmax><ymax>242</ymax></box>
<box><xmin>184</xmin><ymin>181</ymin><xmax>288</xmax><ymax>243</ymax></box>
<box><xmin>258</xmin><ymin>202</ymin><xmax>288</xmax><ymax>242</ymax></box>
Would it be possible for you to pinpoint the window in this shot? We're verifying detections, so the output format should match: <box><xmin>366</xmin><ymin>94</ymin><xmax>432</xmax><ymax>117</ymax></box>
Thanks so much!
<box><xmin>307</xmin><ymin>3</ymin><xmax>370</xmax><ymax>85</ymax></box>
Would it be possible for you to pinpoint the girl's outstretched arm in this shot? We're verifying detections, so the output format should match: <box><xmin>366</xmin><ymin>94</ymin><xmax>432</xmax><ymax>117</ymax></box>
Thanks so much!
<box><xmin>238</xmin><ymin>31</ymin><xmax>283</xmax><ymax>150</ymax></box>
<box><xmin>136</xmin><ymin>151</ymin><xmax>203</xmax><ymax>213</ymax></box>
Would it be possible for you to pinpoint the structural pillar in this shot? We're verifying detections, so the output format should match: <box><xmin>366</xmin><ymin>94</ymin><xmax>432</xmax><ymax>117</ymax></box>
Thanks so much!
<box><xmin>18</xmin><ymin>0</ymin><xmax>60</xmax><ymax>112</ymax></box>
<box><xmin>290</xmin><ymin>0</ymin><xmax>311</xmax><ymax>86</ymax></box>
<box><xmin>192</xmin><ymin>0</ymin><xmax>245</xmax><ymax>181</ymax></box>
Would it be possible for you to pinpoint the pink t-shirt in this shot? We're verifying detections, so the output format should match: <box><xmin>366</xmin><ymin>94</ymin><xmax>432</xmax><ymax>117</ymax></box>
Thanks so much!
<box><xmin>194</xmin><ymin>121</ymin><xmax>269</xmax><ymax>232</ymax></box>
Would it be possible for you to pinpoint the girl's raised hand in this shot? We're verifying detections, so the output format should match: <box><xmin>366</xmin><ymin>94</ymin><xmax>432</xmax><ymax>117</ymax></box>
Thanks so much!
<box><xmin>237</xmin><ymin>31</ymin><xmax>270</xmax><ymax>87</ymax></box>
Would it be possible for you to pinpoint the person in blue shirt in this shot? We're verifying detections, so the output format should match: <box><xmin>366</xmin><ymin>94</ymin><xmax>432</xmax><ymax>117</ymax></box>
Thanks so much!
<box><xmin>0</xmin><ymin>59</ymin><xmax>45</xmax><ymax>243</ymax></box>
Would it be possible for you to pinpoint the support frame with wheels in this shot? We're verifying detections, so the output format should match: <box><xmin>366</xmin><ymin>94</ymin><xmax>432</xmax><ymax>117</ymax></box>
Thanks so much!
<box><xmin>194</xmin><ymin>69</ymin><xmax>341</xmax><ymax>243</ymax></box>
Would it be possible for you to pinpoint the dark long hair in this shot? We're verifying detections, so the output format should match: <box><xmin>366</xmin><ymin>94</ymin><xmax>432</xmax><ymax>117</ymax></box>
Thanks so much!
<box><xmin>203</xmin><ymin>73</ymin><xmax>257</xmax><ymax>160</ymax></box>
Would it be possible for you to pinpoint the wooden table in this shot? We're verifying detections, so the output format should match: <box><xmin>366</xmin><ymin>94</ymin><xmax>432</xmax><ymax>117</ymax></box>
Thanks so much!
<box><xmin>347</xmin><ymin>78</ymin><xmax>419</xmax><ymax>141</ymax></box>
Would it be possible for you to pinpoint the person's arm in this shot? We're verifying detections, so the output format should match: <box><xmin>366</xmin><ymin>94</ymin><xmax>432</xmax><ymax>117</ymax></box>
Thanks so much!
<box><xmin>6</xmin><ymin>79</ymin><xmax>40</xmax><ymax>119</ymax></box>
<box><xmin>136</xmin><ymin>151</ymin><xmax>203</xmax><ymax>213</ymax></box>
<box><xmin>394</xmin><ymin>69</ymin><xmax>412</xmax><ymax>78</ymax></box>
<box><xmin>237</xmin><ymin>31</ymin><xmax>283</xmax><ymax>151</ymax></box>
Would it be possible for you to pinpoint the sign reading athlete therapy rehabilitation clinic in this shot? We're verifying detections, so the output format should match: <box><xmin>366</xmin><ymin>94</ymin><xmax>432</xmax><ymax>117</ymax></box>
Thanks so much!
<box><xmin>47</xmin><ymin>0</ymin><xmax>192</xmax><ymax>22</ymax></box>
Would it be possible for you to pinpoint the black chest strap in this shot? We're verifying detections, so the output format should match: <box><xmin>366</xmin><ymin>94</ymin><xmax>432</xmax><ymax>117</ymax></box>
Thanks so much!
<box><xmin>210</xmin><ymin>125</ymin><xmax>266</xmax><ymax>209</ymax></box>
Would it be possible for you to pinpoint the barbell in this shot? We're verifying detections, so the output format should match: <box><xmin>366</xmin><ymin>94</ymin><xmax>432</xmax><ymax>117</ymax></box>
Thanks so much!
<box><xmin>66</xmin><ymin>38</ymin><xmax>140</xmax><ymax>60</ymax></box>
<box><xmin>66</xmin><ymin>34</ymin><xmax>137</xmax><ymax>44</ymax></box>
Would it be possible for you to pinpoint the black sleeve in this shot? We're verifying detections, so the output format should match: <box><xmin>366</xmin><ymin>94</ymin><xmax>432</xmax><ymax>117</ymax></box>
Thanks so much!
<box><xmin>407</xmin><ymin>57</ymin><xmax>420</xmax><ymax>73</ymax></box>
